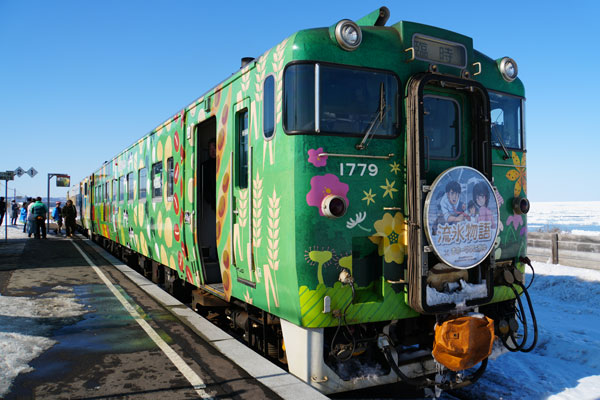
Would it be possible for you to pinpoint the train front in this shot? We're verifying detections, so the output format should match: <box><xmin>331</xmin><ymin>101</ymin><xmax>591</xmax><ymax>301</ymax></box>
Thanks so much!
<box><xmin>281</xmin><ymin>7</ymin><xmax>535</xmax><ymax>394</ymax></box>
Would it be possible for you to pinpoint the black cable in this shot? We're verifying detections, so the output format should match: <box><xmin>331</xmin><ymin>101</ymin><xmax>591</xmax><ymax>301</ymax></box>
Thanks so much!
<box><xmin>501</xmin><ymin>281</ymin><xmax>538</xmax><ymax>353</ymax></box>
<box><xmin>501</xmin><ymin>284</ymin><xmax>528</xmax><ymax>352</ymax></box>
<box><xmin>330</xmin><ymin>281</ymin><xmax>356</xmax><ymax>362</ymax></box>
<box><xmin>520</xmin><ymin>256</ymin><xmax>535</xmax><ymax>290</ymax></box>
<box><xmin>516</xmin><ymin>281</ymin><xmax>538</xmax><ymax>353</ymax></box>
<box><xmin>381</xmin><ymin>344</ymin><xmax>428</xmax><ymax>386</ymax></box>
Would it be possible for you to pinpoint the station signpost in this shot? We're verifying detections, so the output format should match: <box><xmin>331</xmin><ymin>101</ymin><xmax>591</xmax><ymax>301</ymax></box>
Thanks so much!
<box><xmin>47</xmin><ymin>173</ymin><xmax>70</xmax><ymax>228</ymax></box>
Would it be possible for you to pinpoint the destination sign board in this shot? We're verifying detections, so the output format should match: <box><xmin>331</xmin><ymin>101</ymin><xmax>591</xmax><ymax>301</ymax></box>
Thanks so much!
<box><xmin>412</xmin><ymin>34</ymin><xmax>467</xmax><ymax>69</ymax></box>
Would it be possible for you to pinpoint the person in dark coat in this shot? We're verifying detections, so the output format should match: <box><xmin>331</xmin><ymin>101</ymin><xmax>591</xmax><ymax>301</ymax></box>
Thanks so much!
<box><xmin>63</xmin><ymin>199</ymin><xmax>77</xmax><ymax>238</ymax></box>
<box><xmin>10</xmin><ymin>200</ymin><xmax>19</xmax><ymax>225</ymax></box>
<box><xmin>0</xmin><ymin>197</ymin><xmax>6</xmax><ymax>227</ymax></box>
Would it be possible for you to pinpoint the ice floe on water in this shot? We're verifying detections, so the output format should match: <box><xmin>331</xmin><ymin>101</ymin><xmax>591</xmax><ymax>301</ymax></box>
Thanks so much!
<box><xmin>528</xmin><ymin>201</ymin><xmax>600</xmax><ymax>234</ymax></box>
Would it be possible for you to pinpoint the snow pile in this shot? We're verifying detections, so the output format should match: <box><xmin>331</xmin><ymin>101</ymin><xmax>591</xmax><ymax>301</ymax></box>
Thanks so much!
<box><xmin>426</xmin><ymin>280</ymin><xmax>488</xmax><ymax>307</ymax></box>
<box><xmin>448</xmin><ymin>261</ymin><xmax>600</xmax><ymax>400</ymax></box>
<box><xmin>0</xmin><ymin>286</ymin><xmax>88</xmax><ymax>397</ymax></box>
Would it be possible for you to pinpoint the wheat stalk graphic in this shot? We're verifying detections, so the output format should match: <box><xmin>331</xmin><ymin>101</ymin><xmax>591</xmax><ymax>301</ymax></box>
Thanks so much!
<box><xmin>264</xmin><ymin>187</ymin><xmax>280</xmax><ymax>311</ymax></box>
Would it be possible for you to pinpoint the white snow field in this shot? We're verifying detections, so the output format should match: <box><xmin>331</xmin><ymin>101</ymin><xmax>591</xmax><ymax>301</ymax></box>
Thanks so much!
<box><xmin>451</xmin><ymin>261</ymin><xmax>600</xmax><ymax>400</ymax></box>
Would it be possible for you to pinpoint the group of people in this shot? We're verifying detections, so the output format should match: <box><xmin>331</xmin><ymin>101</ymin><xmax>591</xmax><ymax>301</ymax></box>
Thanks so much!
<box><xmin>0</xmin><ymin>197</ymin><xmax>77</xmax><ymax>239</ymax></box>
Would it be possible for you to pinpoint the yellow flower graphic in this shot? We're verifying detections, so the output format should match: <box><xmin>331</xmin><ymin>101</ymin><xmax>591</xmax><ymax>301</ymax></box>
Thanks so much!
<box><xmin>506</xmin><ymin>151</ymin><xmax>526</xmax><ymax>197</ymax></box>
<box><xmin>362</xmin><ymin>189</ymin><xmax>376</xmax><ymax>205</ymax></box>
<box><xmin>369</xmin><ymin>212</ymin><xmax>407</xmax><ymax>264</ymax></box>
<box><xmin>380</xmin><ymin>179</ymin><xmax>399</xmax><ymax>199</ymax></box>
<box><xmin>390</xmin><ymin>161</ymin><xmax>401</xmax><ymax>175</ymax></box>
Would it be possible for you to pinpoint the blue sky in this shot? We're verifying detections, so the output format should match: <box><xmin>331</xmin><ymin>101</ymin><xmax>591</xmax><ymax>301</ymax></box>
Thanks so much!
<box><xmin>1</xmin><ymin>1</ymin><xmax>598</xmax><ymax>202</ymax></box>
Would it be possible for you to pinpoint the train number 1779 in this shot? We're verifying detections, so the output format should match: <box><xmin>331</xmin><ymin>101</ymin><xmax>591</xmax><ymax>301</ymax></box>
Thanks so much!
<box><xmin>339</xmin><ymin>163</ymin><xmax>378</xmax><ymax>177</ymax></box>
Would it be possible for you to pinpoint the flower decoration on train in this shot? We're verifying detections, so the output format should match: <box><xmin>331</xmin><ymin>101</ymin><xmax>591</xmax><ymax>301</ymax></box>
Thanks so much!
<box><xmin>362</xmin><ymin>189</ymin><xmax>376</xmax><ymax>206</ymax></box>
<box><xmin>380</xmin><ymin>179</ymin><xmax>398</xmax><ymax>199</ymax></box>
<box><xmin>306</xmin><ymin>174</ymin><xmax>349</xmax><ymax>216</ymax></box>
<box><xmin>369</xmin><ymin>212</ymin><xmax>407</xmax><ymax>264</ymax></box>
<box><xmin>506</xmin><ymin>151</ymin><xmax>526</xmax><ymax>197</ymax></box>
<box><xmin>506</xmin><ymin>212</ymin><xmax>523</xmax><ymax>231</ymax></box>
<box><xmin>308</xmin><ymin>148</ymin><xmax>328</xmax><ymax>167</ymax></box>
<box><xmin>304</xmin><ymin>247</ymin><xmax>334</xmax><ymax>287</ymax></box>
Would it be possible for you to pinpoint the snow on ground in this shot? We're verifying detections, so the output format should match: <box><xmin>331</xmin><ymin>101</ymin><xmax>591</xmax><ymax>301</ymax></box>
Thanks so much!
<box><xmin>0</xmin><ymin>286</ymin><xmax>88</xmax><ymax>397</ymax></box>
<box><xmin>450</xmin><ymin>261</ymin><xmax>600</xmax><ymax>400</ymax></box>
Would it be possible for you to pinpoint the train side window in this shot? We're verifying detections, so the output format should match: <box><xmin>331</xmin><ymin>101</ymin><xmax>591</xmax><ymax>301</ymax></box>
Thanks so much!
<box><xmin>104</xmin><ymin>182</ymin><xmax>109</xmax><ymax>203</ymax></box>
<box><xmin>166</xmin><ymin>157</ymin><xmax>174</xmax><ymax>199</ymax></box>
<box><xmin>127</xmin><ymin>172</ymin><xmax>134</xmax><ymax>202</ymax></box>
<box><xmin>263</xmin><ymin>75</ymin><xmax>275</xmax><ymax>139</ymax></box>
<box><xmin>237</xmin><ymin>109</ymin><xmax>249</xmax><ymax>188</ymax></box>
<box><xmin>423</xmin><ymin>95</ymin><xmax>461</xmax><ymax>160</ymax></box>
<box><xmin>119</xmin><ymin>175</ymin><xmax>126</xmax><ymax>202</ymax></box>
<box><xmin>152</xmin><ymin>162</ymin><xmax>163</xmax><ymax>199</ymax></box>
<box><xmin>112</xmin><ymin>179</ymin><xmax>117</xmax><ymax>202</ymax></box>
<box><xmin>84</xmin><ymin>182</ymin><xmax>88</xmax><ymax>195</ymax></box>
<box><xmin>139</xmin><ymin>167</ymin><xmax>147</xmax><ymax>201</ymax></box>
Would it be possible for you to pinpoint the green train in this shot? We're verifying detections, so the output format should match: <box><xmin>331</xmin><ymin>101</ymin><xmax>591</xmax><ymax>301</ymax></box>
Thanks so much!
<box><xmin>68</xmin><ymin>6</ymin><xmax>536</xmax><ymax>395</ymax></box>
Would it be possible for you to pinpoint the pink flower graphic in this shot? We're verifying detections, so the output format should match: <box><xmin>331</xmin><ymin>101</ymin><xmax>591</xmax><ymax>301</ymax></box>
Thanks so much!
<box><xmin>506</xmin><ymin>213</ymin><xmax>523</xmax><ymax>230</ymax></box>
<box><xmin>308</xmin><ymin>147</ymin><xmax>328</xmax><ymax>167</ymax></box>
<box><xmin>306</xmin><ymin>174</ymin><xmax>349</xmax><ymax>216</ymax></box>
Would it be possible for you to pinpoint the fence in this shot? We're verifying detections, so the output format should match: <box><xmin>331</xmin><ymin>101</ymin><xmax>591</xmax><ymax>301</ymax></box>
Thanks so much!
<box><xmin>527</xmin><ymin>232</ymin><xmax>600</xmax><ymax>270</ymax></box>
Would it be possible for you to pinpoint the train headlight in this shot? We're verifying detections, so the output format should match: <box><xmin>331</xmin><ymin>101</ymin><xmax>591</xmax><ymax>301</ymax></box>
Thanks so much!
<box><xmin>321</xmin><ymin>195</ymin><xmax>347</xmax><ymax>218</ymax></box>
<box><xmin>499</xmin><ymin>57</ymin><xmax>518</xmax><ymax>82</ymax></box>
<box><xmin>513</xmin><ymin>196</ymin><xmax>530</xmax><ymax>215</ymax></box>
<box><xmin>334</xmin><ymin>20</ymin><xmax>362</xmax><ymax>51</ymax></box>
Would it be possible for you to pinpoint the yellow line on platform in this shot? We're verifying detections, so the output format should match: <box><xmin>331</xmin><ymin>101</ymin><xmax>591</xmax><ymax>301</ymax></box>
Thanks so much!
<box><xmin>71</xmin><ymin>241</ymin><xmax>214</xmax><ymax>399</ymax></box>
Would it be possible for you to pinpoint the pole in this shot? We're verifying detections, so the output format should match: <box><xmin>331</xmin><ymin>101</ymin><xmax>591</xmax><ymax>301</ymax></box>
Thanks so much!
<box><xmin>4</xmin><ymin>179</ymin><xmax>7</xmax><ymax>241</ymax></box>
<box><xmin>47</xmin><ymin>174</ymin><xmax>51</xmax><ymax>229</ymax></box>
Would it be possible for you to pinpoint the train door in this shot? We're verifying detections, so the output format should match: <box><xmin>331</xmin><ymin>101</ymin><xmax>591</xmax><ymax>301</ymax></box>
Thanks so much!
<box><xmin>406</xmin><ymin>73</ymin><xmax>492</xmax><ymax>313</ymax></box>
<box><xmin>231</xmin><ymin>99</ymin><xmax>254</xmax><ymax>287</ymax></box>
<box><xmin>194</xmin><ymin>117</ymin><xmax>222</xmax><ymax>290</ymax></box>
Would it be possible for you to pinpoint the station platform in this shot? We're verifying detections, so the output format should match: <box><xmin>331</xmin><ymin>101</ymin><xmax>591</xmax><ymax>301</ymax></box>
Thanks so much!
<box><xmin>0</xmin><ymin>224</ymin><xmax>327</xmax><ymax>399</ymax></box>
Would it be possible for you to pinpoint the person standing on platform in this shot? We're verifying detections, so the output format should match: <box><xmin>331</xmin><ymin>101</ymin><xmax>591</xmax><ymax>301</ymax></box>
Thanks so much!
<box><xmin>30</xmin><ymin>197</ymin><xmax>48</xmax><ymax>239</ymax></box>
<box><xmin>10</xmin><ymin>200</ymin><xmax>19</xmax><ymax>225</ymax></box>
<box><xmin>63</xmin><ymin>199</ymin><xmax>77</xmax><ymax>238</ymax></box>
<box><xmin>0</xmin><ymin>197</ymin><xmax>5</xmax><ymax>227</ymax></box>
<box><xmin>52</xmin><ymin>201</ymin><xmax>63</xmax><ymax>235</ymax></box>
<box><xmin>20</xmin><ymin>201</ymin><xmax>28</xmax><ymax>231</ymax></box>
<box><xmin>26</xmin><ymin>198</ymin><xmax>35</xmax><ymax>236</ymax></box>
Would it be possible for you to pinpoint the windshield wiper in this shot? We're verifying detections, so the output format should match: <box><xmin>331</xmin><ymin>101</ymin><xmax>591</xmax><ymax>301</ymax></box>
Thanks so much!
<box><xmin>356</xmin><ymin>82</ymin><xmax>386</xmax><ymax>150</ymax></box>
<box><xmin>491</xmin><ymin>122</ymin><xmax>510</xmax><ymax>160</ymax></box>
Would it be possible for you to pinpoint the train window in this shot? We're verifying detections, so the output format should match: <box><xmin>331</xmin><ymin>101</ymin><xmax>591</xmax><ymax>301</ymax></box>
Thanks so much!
<box><xmin>119</xmin><ymin>175</ymin><xmax>125</xmax><ymax>202</ymax></box>
<box><xmin>112</xmin><ymin>179</ymin><xmax>117</xmax><ymax>202</ymax></box>
<box><xmin>166</xmin><ymin>158</ymin><xmax>174</xmax><ymax>199</ymax></box>
<box><xmin>284</xmin><ymin>63</ymin><xmax>399</xmax><ymax>137</ymax></box>
<box><xmin>84</xmin><ymin>182</ymin><xmax>88</xmax><ymax>195</ymax></box>
<box><xmin>237</xmin><ymin>109</ymin><xmax>249</xmax><ymax>188</ymax></box>
<box><xmin>264</xmin><ymin>76</ymin><xmax>275</xmax><ymax>139</ymax></box>
<box><xmin>284</xmin><ymin>64</ymin><xmax>315</xmax><ymax>132</ymax></box>
<box><xmin>127</xmin><ymin>173</ymin><xmax>134</xmax><ymax>202</ymax></box>
<box><xmin>423</xmin><ymin>95</ymin><xmax>460</xmax><ymax>159</ymax></box>
<box><xmin>490</xmin><ymin>91</ymin><xmax>523</xmax><ymax>150</ymax></box>
<box><xmin>139</xmin><ymin>168</ymin><xmax>147</xmax><ymax>201</ymax></box>
<box><xmin>104</xmin><ymin>182</ymin><xmax>109</xmax><ymax>203</ymax></box>
<box><xmin>152</xmin><ymin>162</ymin><xmax>163</xmax><ymax>199</ymax></box>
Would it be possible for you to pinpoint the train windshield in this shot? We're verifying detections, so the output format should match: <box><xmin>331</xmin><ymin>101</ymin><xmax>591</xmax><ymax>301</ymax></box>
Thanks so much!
<box><xmin>490</xmin><ymin>91</ymin><xmax>523</xmax><ymax>150</ymax></box>
<box><xmin>284</xmin><ymin>63</ymin><xmax>399</xmax><ymax>136</ymax></box>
